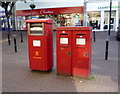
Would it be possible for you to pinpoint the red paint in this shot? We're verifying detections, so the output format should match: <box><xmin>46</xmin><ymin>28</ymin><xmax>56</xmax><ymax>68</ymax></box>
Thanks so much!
<box><xmin>26</xmin><ymin>19</ymin><xmax>53</xmax><ymax>71</ymax></box>
<box><xmin>56</xmin><ymin>30</ymin><xmax>72</xmax><ymax>75</ymax></box>
<box><xmin>56</xmin><ymin>27</ymin><xmax>92</xmax><ymax>77</ymax></box>
<box><xmin>16</xmin><ymin>6</ymin><xmax>84</xmax><ymax>16</ymax></box>
<box><xmin>72</xmin><ymin>27</ymin><xmax>92</xmax><ymax>77</ymax></box>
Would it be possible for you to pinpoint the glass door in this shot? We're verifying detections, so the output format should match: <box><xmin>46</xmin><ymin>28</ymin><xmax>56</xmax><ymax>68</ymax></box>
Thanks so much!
<box><xmin>87</xmin><ymin>11</ymin><xmax>101</xmax><ymax>30</ymax></box>
<box><xmin>104</xmin><ymin>11</ymin><xmax>116</xmax><ymax>31</ymax></box>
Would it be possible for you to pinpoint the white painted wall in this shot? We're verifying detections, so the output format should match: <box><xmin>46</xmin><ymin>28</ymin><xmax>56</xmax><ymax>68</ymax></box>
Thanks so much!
<box><xmin>119</xmin><ymin>1</ymin><xmax>120</xmax><ymax>20</ymax></box>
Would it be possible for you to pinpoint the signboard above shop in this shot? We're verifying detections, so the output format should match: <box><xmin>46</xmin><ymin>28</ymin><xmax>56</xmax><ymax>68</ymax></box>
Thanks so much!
<box><xmin>16</xmin><ymin>6</ymin><xmax>84</xmax><ymax>16</ymax></box>
<box><xmin>87</xmin><ymin>1</ymin><xmax>120</xmax><ymax>11</ymax></box>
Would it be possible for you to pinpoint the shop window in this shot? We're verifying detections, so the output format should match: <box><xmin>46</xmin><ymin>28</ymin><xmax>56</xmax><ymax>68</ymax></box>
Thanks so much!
<box><xmin>88</xmin><ymin>12</ymin><xmax>101</xmax><ymax>30</ymax></box>
<box><xmin>104</xmin><ymin>11</ymin><xmax>116</xmax><ymax>30</ymax></box>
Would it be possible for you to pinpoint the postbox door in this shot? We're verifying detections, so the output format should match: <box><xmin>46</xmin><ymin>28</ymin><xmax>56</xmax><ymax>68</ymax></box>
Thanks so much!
<box><xmin>57</xmin><ymin>31</ymin><xmax>72</xmax><ymax>75</ymax></box>
<box><xmin>72</xmin><ymin>31</ymin><xmax>91</xmax><ymax>77</ymax></box>
<box><xmin>28</xmin><ymin>36</ymin><xmax>46</xmax><ymax>70</ymax></box>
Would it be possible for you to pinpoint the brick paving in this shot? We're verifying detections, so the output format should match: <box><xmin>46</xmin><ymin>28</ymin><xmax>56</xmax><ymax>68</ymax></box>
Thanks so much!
<box><xmin>1</xmin><ymin>31</ymin><xmax>118</xmax><ymax>92</ymax></box>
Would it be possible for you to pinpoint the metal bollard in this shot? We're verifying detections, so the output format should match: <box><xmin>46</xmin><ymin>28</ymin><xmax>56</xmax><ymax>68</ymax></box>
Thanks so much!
<box><xmin>105</xmin><ymin>37</ymin><xmax>109</xmax><ymax>60</ymax></box>
<box><xmin>93</xmin><ymin>31</ymin><xmax>96</xmax><ymax>42</ymax></box>
<box><xmin>14</xmin><ymin>38</ymin><xmax>17</xmax><ymax>52</ymax></box>
<box><xmin>8</xmin><ymin>33</ymin><xmax>10</xmax><ymax>45</ymax></box>
<box><xmin>20</xmin><ymin>32</ymin><xmax>23</xmax><ymax>42</ymax></box>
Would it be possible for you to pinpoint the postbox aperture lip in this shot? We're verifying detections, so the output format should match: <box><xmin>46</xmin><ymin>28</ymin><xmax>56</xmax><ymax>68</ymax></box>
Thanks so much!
<box><xmin>27</xmin><ymin>23</ymin><xmax>44</xmax><ymax>36</ymax></box>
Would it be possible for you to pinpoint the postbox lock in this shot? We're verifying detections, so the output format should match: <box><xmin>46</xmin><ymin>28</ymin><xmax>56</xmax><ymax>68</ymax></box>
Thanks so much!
<box><xmin>84</xmin><ymin>52</ymin><xmax>88</xmax><ymax>57</ymax></box>
<box><xmin>67</xmin><ymin>51</ymin><xmax>71</xmax><ymax>56</ymax></box>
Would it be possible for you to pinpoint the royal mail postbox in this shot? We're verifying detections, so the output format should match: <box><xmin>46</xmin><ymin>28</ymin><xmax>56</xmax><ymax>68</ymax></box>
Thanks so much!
<box><xmin>56</xmin><ymin>27</ymin><xmax>92</xmax><ymax>77</ymax></box>
<box><xmin>26</xmin><ymin>19</ymin><xmax>53</xmax><ymax>71</ymax></box>
<box><xmin>72</xmin><ymin>27</ymin><xmax>92</xmax><ymax>77</ymax></box>
<box><xmin>56</xmin><ymin>30</ymin><xmax>72</xmax><ymax>75</ymax></box>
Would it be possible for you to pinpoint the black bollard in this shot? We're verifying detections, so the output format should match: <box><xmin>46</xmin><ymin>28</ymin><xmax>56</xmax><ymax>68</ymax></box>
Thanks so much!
<box><xmin>8</xmin><ymin>33</ymin><xmax>10</xmax><ymax>45</ymax></box>
<box><xmin>14</xmin><ymin>38</ymin><xmax>17</xmax><ymax>52</ymax></box>
<box><xmin>93</xmin><ymin>31</ymin><xmax>96</xmax><ymax>42</ymax></box>
<box><xmin>20</xmin><ymin>32</ymin><xmax>23</xmax><ymax>42</ymax></box>
<box><xmin>105</xmin><ymin>37</ymin><xmax>109</xmax><ymax>60</ymax></box>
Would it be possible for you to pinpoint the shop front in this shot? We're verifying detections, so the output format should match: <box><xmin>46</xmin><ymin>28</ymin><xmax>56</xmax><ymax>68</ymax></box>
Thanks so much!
<box><xmin>16</xmin><ymin>6</ymin><xmax>84</xmax><ymax>30</ymax></box>
<box><xmin>87</xmin><ymin>1</ymin><xmax>120</xmax><ymax>31</ymax></box>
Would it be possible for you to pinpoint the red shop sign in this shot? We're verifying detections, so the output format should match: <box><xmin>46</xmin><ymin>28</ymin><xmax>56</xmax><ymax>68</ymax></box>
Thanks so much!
<box><xmin>16</xmin><ymin>6</ymin><xmax>84</xmax><ymax>16</ymax></box>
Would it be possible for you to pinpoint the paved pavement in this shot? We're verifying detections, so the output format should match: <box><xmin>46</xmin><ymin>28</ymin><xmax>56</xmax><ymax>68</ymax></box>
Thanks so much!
<box><xmin>1</xmin><ymin>31</ymin><xmax>119</xmax><ymax>92</ymax></box>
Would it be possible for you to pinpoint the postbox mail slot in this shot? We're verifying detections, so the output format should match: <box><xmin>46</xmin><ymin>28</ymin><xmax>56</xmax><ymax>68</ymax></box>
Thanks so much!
<box><xmin>28</xmin><ymin>23</ymin><xmax>44</xmax><ymax>35</ymax></box>
<box><xmin>60</xmin><ymin>34</ymin><xmax>68</xmax><ymax>35</ymax></box>
<box><xmin>59</xmin><ymin>34</ymin><xmax>69</xmax><ymax>37</ymax></box>
<box><xmin>30</xmin><ymin>23</ymin><xmax>43</xmax><ymax>26</ymax></box>
<box><xmin>76</xmin><ymin>34</ymin><xmax>86</xmax><ymax>35</ymax></box>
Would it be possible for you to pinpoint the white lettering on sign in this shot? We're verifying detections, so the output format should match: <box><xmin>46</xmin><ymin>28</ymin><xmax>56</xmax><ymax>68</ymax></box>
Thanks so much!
<box><xmin>98</xmin><ymin>6</ymin><xmax>120</xmax><ymax>9</ymax></box>
<box><xmin>33</xmin><ymin>40</ymin><xmax>41</xmax><ymax>47</ymax></box>
<box><xmin>40</xmin><ymin>10</ymin><xmax>54</xmax><ymax>14</ymax></box>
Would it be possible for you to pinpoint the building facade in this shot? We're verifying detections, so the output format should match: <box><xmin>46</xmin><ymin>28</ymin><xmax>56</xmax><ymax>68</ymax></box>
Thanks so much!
<box><xmin>87</xmin><ymin>1</ymin><xmax>120</xmax><ymax>31</ymax></box>
<box><xmin>0</xmin><ymin>0</ymin><xmax>120</xmax><ymax>31</ymax></box>
<box><xmin>16</xmin><ymin>6</ymin><xmax>84</xmax><ymax>30</ymax></box>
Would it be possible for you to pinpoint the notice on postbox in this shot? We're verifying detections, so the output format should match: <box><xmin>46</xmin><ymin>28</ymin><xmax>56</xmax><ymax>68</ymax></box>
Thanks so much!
<box><xmin>76</xmin><ymin>38</ymin><xmax>86</xmax><ymax>45</ymax></box>
<box><xmin>60</xmin><ymin>38</ymin><xmax>68</xmax><ymax>44</ymax></box>
<box><xmin>33</xmin><ymin>40</ymin><xmax>41</xmax><ymax>47</ymax></box>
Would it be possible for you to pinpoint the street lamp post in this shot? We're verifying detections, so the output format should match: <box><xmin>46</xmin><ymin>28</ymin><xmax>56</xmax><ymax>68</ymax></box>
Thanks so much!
<box><xmin>83</xmin><ymin>0</ymin><xmax>88</xmax><ymax>26</ymax></box>
<box><xmin>29</xmin><ymin>4</ymin><xmax>36</xmax><ymax>19</ymax></box>
<box><xmin>105</xmin><ymin>0</ymin><xmax>112</xmax><ymax>60</ymax></box>
<box><xmin>108</xmin><ymin>0</ymin><xmax>112</xmax><ymax>36</ymax></box>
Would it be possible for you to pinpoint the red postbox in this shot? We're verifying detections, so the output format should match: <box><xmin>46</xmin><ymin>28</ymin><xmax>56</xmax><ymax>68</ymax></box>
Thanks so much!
<box><xmin>26</xmin><ymin>19</ymin><xmax>53</xmax><ymax>71</ymax></box>
<box><xmin>56</xmin><ymin>27</ymin><xmax>92</xmax><ymax>77</ymax></box>
<box><xmin>56</xmin><ymin>30</ymin><xmax>72</xmax><ymax>75</ymax></box>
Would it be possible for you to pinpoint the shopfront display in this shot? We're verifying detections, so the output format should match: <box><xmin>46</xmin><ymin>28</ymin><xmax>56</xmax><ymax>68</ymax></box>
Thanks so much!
<box><xmin>87</xmin><ymin>12</ymin><xmax>101</xmax><ymax>30</ymax></box>
<box><xmin>87</xmin><ymin>11</ymin><xmax>117</xmax><ymax>31</ymax></box>
<box><xmin>16</xmin><ymin>6</ymin><xmax>84</xmax><ymax>30</ymax></box>
<box><xmin>0</xmin><ymin>11</ymin><xmax>13</xmax><ymax>31</ymax></box>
